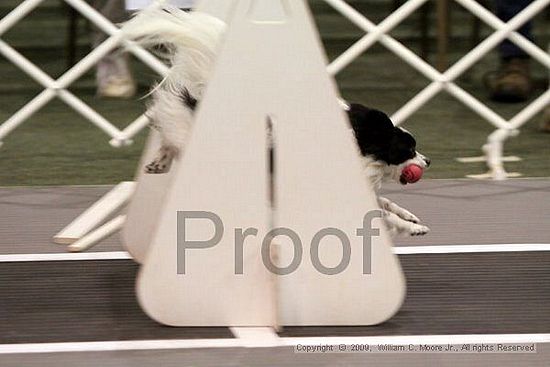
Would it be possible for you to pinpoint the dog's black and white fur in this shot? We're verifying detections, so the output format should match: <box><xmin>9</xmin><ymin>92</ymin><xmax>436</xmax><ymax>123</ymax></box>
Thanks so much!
<box><xmin>122</xmin><ymin>5</ymin><xmax>430</xmax><ymax>236</ymax></box>
<box><xmin>347</xmin><ymin>104</ymin><xmax>430</xmax><ymax>236</ymax></box>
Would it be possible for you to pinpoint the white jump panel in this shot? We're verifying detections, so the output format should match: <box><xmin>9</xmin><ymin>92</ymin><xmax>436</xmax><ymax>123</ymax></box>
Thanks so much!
<box><xmin>196</xmin><ymin>0</ymin><xmax>234</xmax><ymax>19</ymax></box>
<box><xmin>136</xmin><ymin>0</ymin><xmax>276</xmax><ymax>326</ymax></box>
<box><xmin>122</xmin><ymin>0</ymin><xmax>233</xmax><ymax>263</ymax></box>
<box><xmin>136</xmin><ymin>0</ymin><xmax>404</xmax><ymax>327</ymax></box>
<box><xmin>122</xmin><ymin>131</ymin><xmax>176</xmax><ymax>262</ymax></box>
<box><xmin>247</xmin><ymin>0</ymin><xmax>404</xmax><ymax>325</ymax></box>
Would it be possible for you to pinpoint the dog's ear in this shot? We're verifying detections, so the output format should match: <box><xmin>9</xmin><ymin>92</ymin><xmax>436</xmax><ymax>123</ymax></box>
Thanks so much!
<box><xmin>347</xmin><ymin>103</ymin><xmax>395</xmax><ymax>157</ymax></box>
<box><xmin>347</xmin><ymin>103</ymin><xmax>394</xmax><ymax>136</ymax></box>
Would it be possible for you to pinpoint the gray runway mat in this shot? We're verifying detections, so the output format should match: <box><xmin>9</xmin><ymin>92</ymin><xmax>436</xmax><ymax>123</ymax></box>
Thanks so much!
<box><xmin>281</xmin><ymin>252</ymin><xmax>550</xmax><ymax>337</ymax></box>
<box><xmin>2</xmin><ymin>252</ymin><xmax>549</xmax><ymax>343</ymax></box>
<box><xmin>0</xmin><ymin>260</ymin><xmax>233</xmax><ymax>343</ymax></box>
<box><xmin>1</xmin><ymin>345</ymin><xmax>548</xmax><ymax>367</ymax></box>
<box><xmin>383</xmin><ymin>178</ymin><xmax>550</xmax><ymax>247</ymax></box>
<box><xmin>0</xmin><ymin>186</ymin><xmax>121</xmax><ymax>254</ymax></box>
<box><xmin>1</xmin><ymin>178</ymin><xmax>549</xmax><ymax>255</ymax></box>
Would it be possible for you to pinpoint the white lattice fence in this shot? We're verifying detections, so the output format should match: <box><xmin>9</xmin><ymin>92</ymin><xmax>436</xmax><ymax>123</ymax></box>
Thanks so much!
<box><xmin>0</xmin><ymin>0</ymin><xmax>169</xmax><ymax>147</ymax></box>
<box><xmin>324</xmin><ymin>0</ymin><xmax>550</xmax><ymax>179</ymax></box>
<box><xmin>0</xmin><ymin>0</ymin><xmax>549</xmax><ymax>179</ymax></box>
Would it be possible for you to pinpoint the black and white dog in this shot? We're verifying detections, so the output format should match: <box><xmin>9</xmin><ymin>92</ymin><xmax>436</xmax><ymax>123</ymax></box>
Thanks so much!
<box><xmin>347</xmin><ymin>104</ymin><xmax>431</xmax><ymax>236</ymax></box>
<box><xmin>122</xmin><ymin>5</ymin><xmax>430</xmax><ymax>236</ymax></box>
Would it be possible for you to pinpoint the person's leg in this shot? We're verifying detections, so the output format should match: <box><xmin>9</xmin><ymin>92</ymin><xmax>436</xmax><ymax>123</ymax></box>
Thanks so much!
<box><xmin>541</xmin><ymin>106</ymin><xmax>550</xmax><ymax>132</ymax></box>
<box><xmin>493</xmin><ymin>1</ymin><xmax>550</xmax><ymax>130</ymax></box>
<box><xmin>92</xmin><ymin>0</ymin><xmax>136</xmax><ymax>98</ymax></box>
<box><xmin>495</xmin><ymin>0</ymin><xmax>534</xmax><ymax>60</ymax></box>
<box><xmin>486</xmin><ymin>0</ymin><xmax>534</xmax><ymax>102</ymax></box>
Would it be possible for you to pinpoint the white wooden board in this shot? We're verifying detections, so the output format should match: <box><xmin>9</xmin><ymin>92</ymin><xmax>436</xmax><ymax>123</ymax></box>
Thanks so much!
<box><xmin>122</xmin><ymin>131</ymin><xmax>176</xmax><ymax>263</ymax></box>
<box><xmin>122</xmin><ymin>0</ymin><xmax>232</xmax><ymax>263</ymax></box>
<box><xmin>136</xmin><ymin>0</ymin><xmax>405</xmax><ymax>326</ymax></box>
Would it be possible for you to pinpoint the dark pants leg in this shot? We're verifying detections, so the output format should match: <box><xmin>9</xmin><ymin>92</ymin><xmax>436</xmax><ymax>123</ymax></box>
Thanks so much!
<box><xmin>495</xmin><ymin>0</ymin><xmax>534</xmax><ymax>60</ymax></box>
<box><xmin>92</xmin><ymin>0</ymin><xmax>128</xmax><ymax>47</ymax></box>
<box><xmin>92</xmin><ymin>0</ymin><xmax>133</xmax><ymax>90</ymax></box>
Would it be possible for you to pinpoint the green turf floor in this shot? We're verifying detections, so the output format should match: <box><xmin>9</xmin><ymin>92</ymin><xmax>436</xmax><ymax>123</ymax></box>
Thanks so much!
<box><xmin>0</xmin><ymin>4</ymin><xmax>549</xmax><ymax>186</ymax></box>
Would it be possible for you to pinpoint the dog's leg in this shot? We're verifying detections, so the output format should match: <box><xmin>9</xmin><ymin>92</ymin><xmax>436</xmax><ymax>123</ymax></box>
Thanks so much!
<box><xmin>378</xmin><ymin>196</ymin><xmax>421</xmax><ymax>224</ymax></box>
<box><xmin>383</xmin><ymin>211</ymin><xmax>429</xmax><ymax>236</ymax></box>
<box><xmin>145</xmin><ymin>145</ymin><xmax>178</xmax><ymax>174</ymax></box>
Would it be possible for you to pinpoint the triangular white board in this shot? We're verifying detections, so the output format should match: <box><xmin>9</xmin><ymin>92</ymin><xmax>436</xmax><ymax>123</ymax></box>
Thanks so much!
<box><xmin>137</xmin><ymin>0</ymin><xmax>405</xmax><ymax>326</ymax></box>
<box><xmin>136</xmin><ymin>0</ymin><xmax>276</xmax><ymax>326</ymax></box>
<box><xmin>195</xmin><ymin>0</ymin><xmax>234</xmax><ymax>19</ymax></box>
<box><xmin>122</xmin><ymin>130</ymin><xmax>175</xmax><ymax>263</ymax></box>
<box><xmin>122</xmin><ymin>0</ymin><xmax>232</xmax><ymax>263</ymax></box>
<box><xmin>231</xmin><ymin>0</ymin><xmax>404</xmax><ymax>325</ymax></box>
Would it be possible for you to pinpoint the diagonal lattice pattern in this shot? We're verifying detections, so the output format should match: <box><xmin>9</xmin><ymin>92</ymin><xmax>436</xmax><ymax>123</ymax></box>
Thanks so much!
<box><xmin>0</xmin><ymin>0</ymin><xmax>169</xmax><ymax>147</ymax></box>
<box><xmin>0</xmin><ymin>0</ymin><xmax>548</xmax><ymax>178</ymax></box>
<box><xmin>324</xmin><ymin>0</ymin><xmax>550</xmax><ymax>178</ymax></box>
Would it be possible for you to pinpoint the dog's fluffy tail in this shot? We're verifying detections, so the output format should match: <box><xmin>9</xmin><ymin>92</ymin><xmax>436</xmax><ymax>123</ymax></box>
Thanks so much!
<box><xmin>121</xmin><ymin>3</ymin><xmax>226</xmax><ymax>95</ymax></box>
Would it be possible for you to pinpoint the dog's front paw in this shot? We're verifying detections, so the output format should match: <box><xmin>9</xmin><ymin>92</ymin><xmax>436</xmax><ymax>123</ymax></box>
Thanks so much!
<box><xmin>409</xmin><ymin>224</ymin><xmax>430</xmax><ymax>236</ymax></box>
<box><xmin>400</xmin><ymin>210</ymin><xmax>420</xmax><ymax>224</ymax></box>
<box><xmin>145</xmin><ymin>161</ymin><xmax>169</xmax><ymax>174</ymax></box>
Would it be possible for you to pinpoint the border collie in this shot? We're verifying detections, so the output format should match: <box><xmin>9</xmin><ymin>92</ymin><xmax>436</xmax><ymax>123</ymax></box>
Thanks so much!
<box><xmin>122</xmin><ymin>5</ymin><xmax>431</xmax><ymax>237</ymax></box>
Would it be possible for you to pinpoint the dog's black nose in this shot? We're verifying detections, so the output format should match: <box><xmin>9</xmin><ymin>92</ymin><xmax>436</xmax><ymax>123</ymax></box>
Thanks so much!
<box><xmin>424</xmin><ymin>158</ymin><xmax>431</xmax><ymax>167</ymax></box>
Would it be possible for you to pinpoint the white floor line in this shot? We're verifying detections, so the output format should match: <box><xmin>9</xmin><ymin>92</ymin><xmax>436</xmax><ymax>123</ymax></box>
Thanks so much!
<box><xmin>393</xmin><ymin>243</ymin><xmax>550</xmax><ymax>255</ymax></box>
<box><xmin>2</xmin><ymin>244</ymin><xmax>550</xmax><ymax>263</ymax></box>
<box><xmin>0</xmin><ymin>251</ymin><xmax>131</xmax><ymax>262</ymax></box>
<box><xmin>0</xmin><ymin>333</ymin><xmax>549</xmax><ymax>354</ymax></box>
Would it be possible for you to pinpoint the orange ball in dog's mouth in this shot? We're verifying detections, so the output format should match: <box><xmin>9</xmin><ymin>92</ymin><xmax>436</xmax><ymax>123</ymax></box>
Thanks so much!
<box><xmin>400</xmin><ymin>164</ymin><xmax>423</xmax><ymax>184</ymax></box>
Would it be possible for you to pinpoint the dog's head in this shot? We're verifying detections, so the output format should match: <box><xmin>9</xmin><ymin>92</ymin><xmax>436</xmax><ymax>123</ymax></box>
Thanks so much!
<box><xmin>347</xmin><ymin>103</ymin><xmax>430</xmax><ymax>184</ymax></box>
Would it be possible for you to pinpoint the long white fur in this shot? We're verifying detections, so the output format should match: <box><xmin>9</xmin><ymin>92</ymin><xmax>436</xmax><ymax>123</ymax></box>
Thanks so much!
<box><xmin>121</xmin><ymin>5</ymin><xmax>225</xmax><ymax>149</ymax></box>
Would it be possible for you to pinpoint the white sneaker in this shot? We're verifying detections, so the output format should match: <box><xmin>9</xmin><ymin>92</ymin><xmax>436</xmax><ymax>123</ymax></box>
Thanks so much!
<box><xmin>98</xmin><ymin>75</ymin><xmax>137</xmax><ymax>98</ymax></box>
<box><xmin>96</xmin><ymin>53</ymin><xmax>137</xmax><ymax>98</ymax></box>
